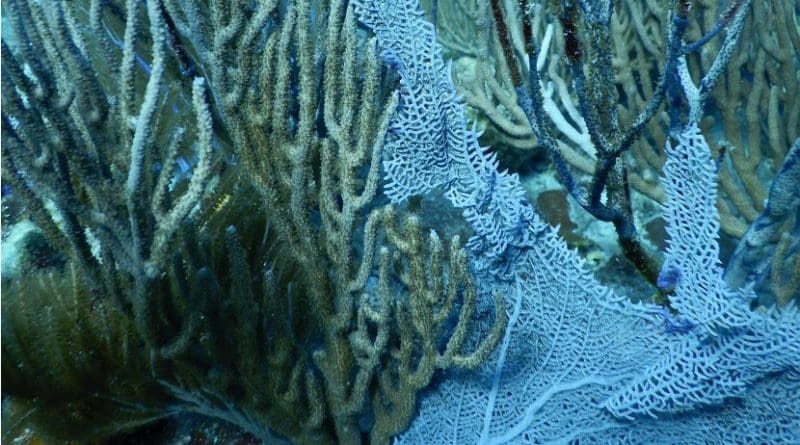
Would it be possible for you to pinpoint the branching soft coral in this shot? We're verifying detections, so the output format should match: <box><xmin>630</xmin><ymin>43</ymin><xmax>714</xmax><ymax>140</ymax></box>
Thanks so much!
<box><xmin>1</xmin><ymin>1</ymin><xmax>505</xmax><ymax>444</ymax></box>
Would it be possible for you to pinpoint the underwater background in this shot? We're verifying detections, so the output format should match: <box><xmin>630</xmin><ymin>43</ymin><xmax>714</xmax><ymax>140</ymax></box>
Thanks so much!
<box><xmin>1</xmin><ymin>0</ymin><xmax>798</xmax><ymax>443</ymax></box>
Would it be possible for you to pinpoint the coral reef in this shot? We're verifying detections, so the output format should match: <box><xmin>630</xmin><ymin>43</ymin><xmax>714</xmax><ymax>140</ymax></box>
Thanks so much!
<box><xmin>1</xmin><ymin>0</ymin><xmax>798</xmax><ymax>444</ymax></box>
